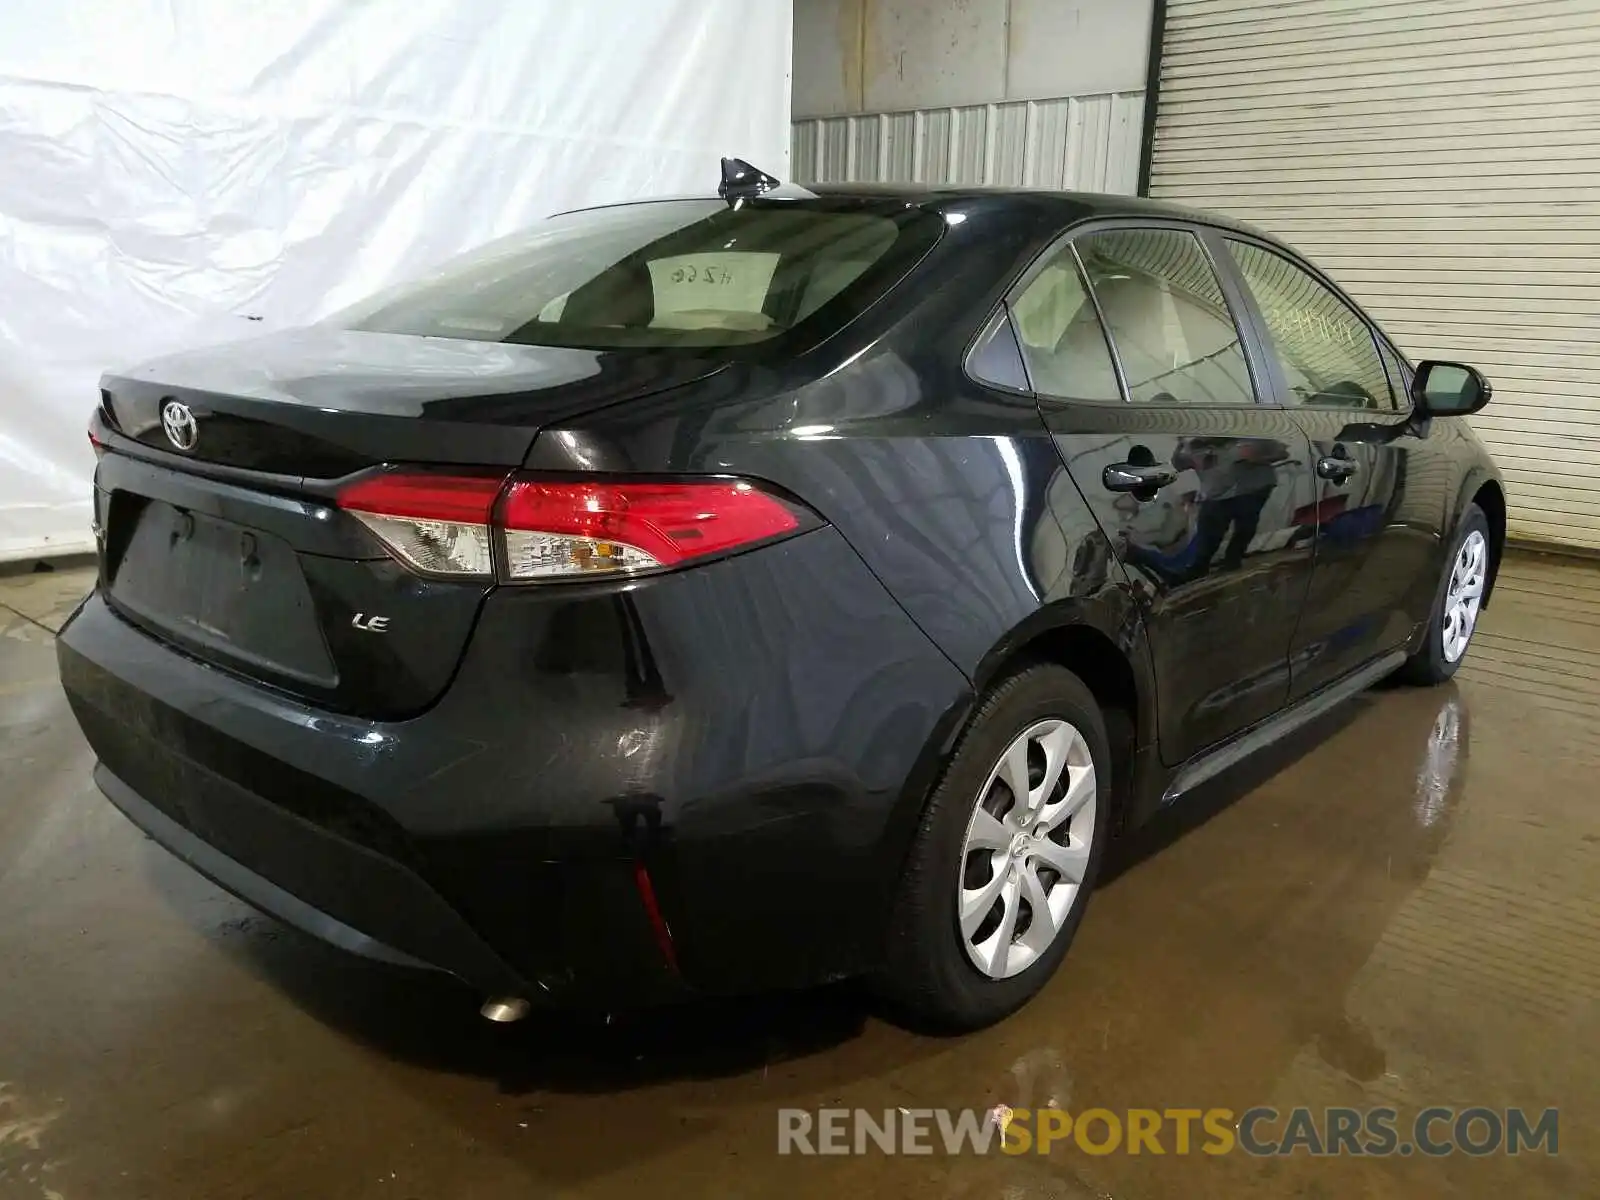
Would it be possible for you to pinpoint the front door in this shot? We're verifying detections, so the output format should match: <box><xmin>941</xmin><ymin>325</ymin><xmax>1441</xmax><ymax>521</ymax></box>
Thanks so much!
<box><xmin>1216</xmin><ymin>236</ymin><xmax>1441</xmax><ymax>698</ymax></box>
<box><xmin>1015</xmin><ymin>225</ymin><xmax>1318</xmax><ymax>764</ymax></box>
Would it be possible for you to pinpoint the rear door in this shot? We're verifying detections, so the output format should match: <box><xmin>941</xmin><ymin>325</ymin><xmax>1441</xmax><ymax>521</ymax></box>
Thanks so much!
<box><xmin>1213</xmin><ymin>236</ymin><xmax>1441</xmax><ymax>699</ymax></box>
<box><xmin>1017</xmin><ymin>223</ymin><xmax>1318</xmax><ymax>764</ymax></box>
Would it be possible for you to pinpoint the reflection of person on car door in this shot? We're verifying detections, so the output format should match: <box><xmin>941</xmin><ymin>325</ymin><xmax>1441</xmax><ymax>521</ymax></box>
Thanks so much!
<box><xmin>1179</xmin><ymin>436</ymin><xmax>1290</xmax><ymax>576</ymax></box>
<box><xmin>1123</xmin><ymin>436</ymin><xmax>1290</xmax><ymax>584</ymax></box>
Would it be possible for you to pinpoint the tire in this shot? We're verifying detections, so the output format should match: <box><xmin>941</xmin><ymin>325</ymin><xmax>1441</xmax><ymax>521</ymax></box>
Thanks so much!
<box><xmin>1398</xmin><ymin>503</ymin><xmax>1491</xmax><ymax>686</ymax></box>
<box><xmin>875</xmin><ymin>664</ymin><xmax>1112</xmax><ymax>1031</ymax></box>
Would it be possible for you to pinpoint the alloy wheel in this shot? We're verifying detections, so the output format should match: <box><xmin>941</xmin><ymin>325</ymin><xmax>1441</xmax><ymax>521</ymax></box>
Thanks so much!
<box><xmin>957</xmin><ymin>719</ymin><xmax>1097</xmax><ymax>980</ymax></box>
<box><xmin>1442</xmin><ymin>529</ymin><xmax>1488</xmax><ymax>663</ymax></box>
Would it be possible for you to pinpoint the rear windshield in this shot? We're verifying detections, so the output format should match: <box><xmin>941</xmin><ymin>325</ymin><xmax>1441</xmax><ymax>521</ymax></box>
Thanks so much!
<box><xmin>332</xmin><ymin>198</ymin><xmax>941</xmax><ymax>350</ymax></box>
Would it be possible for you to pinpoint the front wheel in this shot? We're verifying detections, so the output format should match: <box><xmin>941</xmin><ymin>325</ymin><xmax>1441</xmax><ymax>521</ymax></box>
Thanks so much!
<box><xmin>1399</xmin><ymin>503</ymin><xmax>1490</xmax><ymax>685</ymax></box>
<box><xmin>875</xmin><ymin>664</ymin><xmax>1111</xmax><ymax>1031</ymax></box>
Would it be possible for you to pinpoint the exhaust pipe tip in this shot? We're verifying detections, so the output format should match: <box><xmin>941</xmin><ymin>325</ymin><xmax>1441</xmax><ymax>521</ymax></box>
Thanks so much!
<box><xmin>480</xmin><ymin>996</ymin><xmax>531</xmax><ymax>1024</ymax></box>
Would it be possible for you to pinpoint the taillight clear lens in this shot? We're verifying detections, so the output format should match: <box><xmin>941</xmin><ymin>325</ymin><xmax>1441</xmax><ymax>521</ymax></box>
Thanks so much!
<box><xmin>350</xmin><ymin>513</ymin><xmax>496</xmax><ymax>576</ymax></box>
<box><xmin>500</xmin><ymin>479</ymin><xmax>803</xmax><ymax>580</ymax></box>
<box><xmin>337</xmin><ymin>472</ymin><xmax>505</xmax><ymax>578</ymax></box>
<box><xmin>337</xmin><ymin>472</ymin><xmax>806</xmax><ymax>582</ymax></box>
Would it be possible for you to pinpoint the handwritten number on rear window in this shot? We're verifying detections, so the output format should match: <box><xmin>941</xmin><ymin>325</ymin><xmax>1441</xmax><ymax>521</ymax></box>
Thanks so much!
<box><xmin>670</xmin><ymin>264</ymin><xmax>734</xmax><ymax>286</ymax></box>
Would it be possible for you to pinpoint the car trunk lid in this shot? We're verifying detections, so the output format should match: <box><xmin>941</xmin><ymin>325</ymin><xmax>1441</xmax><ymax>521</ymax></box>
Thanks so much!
<box><xmin>100</xmin><ymin>326</ymin><xmax>724</xmax><ymax>475</ymax></box>
<box><xmin>95</xmin><ymin>328</ymin><xmax>727</xmax><ymax>718</ymax></box>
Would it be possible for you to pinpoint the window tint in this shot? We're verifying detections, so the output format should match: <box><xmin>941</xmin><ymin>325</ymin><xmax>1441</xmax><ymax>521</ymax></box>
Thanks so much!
<box><xmin>1075</xmin><ymin>229</ymin><xmax>1256</xmax><ymax>406</ymax></box>
<box><xmin>967</xmin><ymin>309</ymin><xmax>1032</xmax><ymax>393</ymax></box>
<box><xmin>334</xmin><ymin>200</ymin><xmax>938</xmax><ymax>350</ymax></box>
<box><xmin>1007</xmin><ymin>248</ymin><xmax>1123</xmax><ymax>402</ymax></box>
<box><xmin>1227</xmin><ymin>239</ymin><xmax>1394</xmax><ymax>411</ymax></box>
<box><xmin>1378</xmin><ymin>339</ymin><xmax>1412</xmax><ymax>409</ymax></box>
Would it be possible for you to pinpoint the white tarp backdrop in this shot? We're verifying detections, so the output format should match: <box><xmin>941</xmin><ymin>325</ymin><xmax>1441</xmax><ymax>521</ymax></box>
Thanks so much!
<box><xmin>0</xmin><ymin>0</ymin><xmax>792</xmax><ymax>562</ymax></box>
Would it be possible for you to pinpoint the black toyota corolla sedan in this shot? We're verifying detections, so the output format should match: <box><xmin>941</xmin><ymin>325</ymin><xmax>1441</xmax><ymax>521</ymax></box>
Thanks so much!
<box><xmin>58</xmin><ymin>161</ymin><xmax>1504</xmax><ymax>1030</ymax></box>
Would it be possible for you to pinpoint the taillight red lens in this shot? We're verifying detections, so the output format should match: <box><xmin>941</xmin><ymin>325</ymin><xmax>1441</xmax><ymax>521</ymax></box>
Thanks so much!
<box><xmin>499</xmin><ymin>479</ymin><xmax>802</xmax><ymax>580</ymax></box>
<box><xmin>336</xmin><ymin>472</ymin><xmax>806</xmax><ymax>583</ymax></box>
<box><xmin>335</xmin><ymin>472</ymin><xmax>505</xmax><ymax>524</ymax></box>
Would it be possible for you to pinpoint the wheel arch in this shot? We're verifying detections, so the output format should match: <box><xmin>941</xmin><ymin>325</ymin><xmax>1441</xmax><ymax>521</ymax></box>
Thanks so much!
<box><xmin>1470</xmin><ymin>478</ymin><xmax>1506</xmax><ymax>609</ymax></box>
<box><xmin>971</xmin><ymin>604</ymin><xmax>1156</xmax><ymax>836</ymax></box>
<box><xmin>1454</xmin><ymin>470</ymin><xmax>1505</xmax><ymax>608</ymax></box>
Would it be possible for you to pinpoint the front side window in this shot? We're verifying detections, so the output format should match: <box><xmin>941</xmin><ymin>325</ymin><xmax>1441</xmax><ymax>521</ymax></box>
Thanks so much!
<box><xmin>1075</xmin><ymin>228</ymin><xmax>1257</xmax><ymax>406</ymax></box>
<box><xmin>332</xmin><ymin>199</ymin><xmax>939</xmax><ymax>351</ymax></box>
<box><xmin>1226</xmin><ymin>239</ymin><xmax>1394</xmax><ymax>410</ymax></box>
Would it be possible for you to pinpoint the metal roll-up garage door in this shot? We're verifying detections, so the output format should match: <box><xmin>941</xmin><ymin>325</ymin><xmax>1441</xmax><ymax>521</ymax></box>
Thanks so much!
<box><xmin>1149</xmin><ymin>0</ymin><xmax>1600</xmax><ymax>549</ymax></box>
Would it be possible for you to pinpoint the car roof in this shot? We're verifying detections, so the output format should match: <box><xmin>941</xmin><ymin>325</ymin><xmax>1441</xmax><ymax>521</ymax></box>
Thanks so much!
<box><xmin>801</xmin><ymin>182</ymin><xmax>1278</xmax><ymax>243</ymax></box>
<box><xmin>549</xmin><ymin>182</ymin><xmax>1285</xmax><ymax>254</ymax></box>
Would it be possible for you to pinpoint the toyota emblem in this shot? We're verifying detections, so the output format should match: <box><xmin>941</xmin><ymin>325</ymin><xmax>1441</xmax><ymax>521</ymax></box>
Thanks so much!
<box><xmin>161</xmin><ymin>399</ymin><xmax>198</xmax><ymax>451</ymax></box>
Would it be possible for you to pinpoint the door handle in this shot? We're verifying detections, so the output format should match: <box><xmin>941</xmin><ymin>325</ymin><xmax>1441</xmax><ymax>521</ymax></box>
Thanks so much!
<box><xmin>1316</xmin><ymin>454</ymin><xmax>1359</xmax><ymax>482</ymax></box>
<box><xmin>1104</xmin><ymin>462</ymin><xmax>1178</xmax><ymax>493</ymax></box>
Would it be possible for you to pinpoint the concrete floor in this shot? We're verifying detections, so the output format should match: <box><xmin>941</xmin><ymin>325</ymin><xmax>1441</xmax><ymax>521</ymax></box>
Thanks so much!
<box><xmin>1</xmin><ymin>554</ymin><xmax>1596</xmax><ymax>1200</ymax></box>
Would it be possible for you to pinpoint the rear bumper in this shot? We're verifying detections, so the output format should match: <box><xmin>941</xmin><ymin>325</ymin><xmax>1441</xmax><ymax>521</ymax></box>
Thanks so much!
<box><xmin>94</xmin><ymin>764</ymin><xmax>448</xmax><ymax>975</ymax></box>
<box><xmin>58</xmin><ymin>527</ymin><xmax>970</xmax><ymax>1004</ymax></box>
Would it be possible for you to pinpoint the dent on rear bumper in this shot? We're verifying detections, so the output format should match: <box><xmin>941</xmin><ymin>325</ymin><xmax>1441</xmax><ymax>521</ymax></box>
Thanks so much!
<box><xmin>57</xmin><ymin>526</ymin><xmax>971</xmax><ymax>1000</ymax></box>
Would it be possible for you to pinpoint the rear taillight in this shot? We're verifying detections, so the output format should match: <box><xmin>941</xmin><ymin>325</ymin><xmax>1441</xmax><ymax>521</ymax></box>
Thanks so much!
<box><xmin>336</xmin><ymin>472</ymin><xmax>809</xmax><ymax>582</ymax></box>
<box><xmin>500</xmin><ymin>479</ymin><xmax>802</xmax><ymax>580</ymax></box>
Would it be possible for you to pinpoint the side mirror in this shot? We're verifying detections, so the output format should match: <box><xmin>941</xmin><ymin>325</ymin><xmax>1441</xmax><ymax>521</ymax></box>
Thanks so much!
<box><xmin>1412</xmin><ymin>360</ymin><xmax>1492</xmax><ymax>417</ymax></box>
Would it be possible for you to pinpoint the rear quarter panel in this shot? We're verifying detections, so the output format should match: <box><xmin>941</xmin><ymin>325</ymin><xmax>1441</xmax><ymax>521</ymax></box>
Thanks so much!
<box><xmin>521</xmin><ymin>207</ymin><xmax>1153</xmax><ymax>697</ymax></box>
<box><xmin>523</xmin><ymin>207</ymin><xmax>1162</xmax><ymax>854</ymax></box>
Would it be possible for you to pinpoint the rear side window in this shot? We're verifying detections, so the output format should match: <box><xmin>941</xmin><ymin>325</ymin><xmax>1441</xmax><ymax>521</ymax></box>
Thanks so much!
<box><xmin>1006</xmin><ymin>246</ymin><xmax>1123</xmax><ymax>402</ymax></box>
<box><xmin>1226</xmin><ymin>239</ymin><xmax>1396</xmax><ymax>410</ymax></box>
<box><xmin>333</xmin><ymin>200</ymin><xmax>939</xmax><ymax>350</ymax></box>
<box><xmin>1076</xmin><ymin>229</ymin><xmax>1257</xmax><ymax>406</ymax></box>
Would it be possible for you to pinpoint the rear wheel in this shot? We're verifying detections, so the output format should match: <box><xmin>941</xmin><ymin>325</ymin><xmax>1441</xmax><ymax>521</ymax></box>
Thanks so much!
<box><xmin>1400</xmin><ymin>503</ymin><xmax>1490</xmax><ymax>685</ymax></box>
<box><xmin>876</xmin><ymin>665</ymin><xmax>1111</xmax><ymax>1031</ymax></box>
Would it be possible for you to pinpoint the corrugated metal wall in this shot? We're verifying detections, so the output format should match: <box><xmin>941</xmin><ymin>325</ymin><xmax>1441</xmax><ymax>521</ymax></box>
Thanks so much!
<box><xmin>791</xmin><ymin>91</ymin><xmax>1144</xmax><ymax>193</ymax></box>
<box><xmin>1149</xmin><ymin>0</ymin><xmax>1600</xmax><ymax>549</ymax></box>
